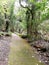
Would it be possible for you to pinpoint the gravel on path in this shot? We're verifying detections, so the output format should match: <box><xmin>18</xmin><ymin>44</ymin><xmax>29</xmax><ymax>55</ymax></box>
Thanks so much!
<box><xmin>0</xmin><ymin>36</ymin><xmax>11</xmax><ymax>65</ymax></box>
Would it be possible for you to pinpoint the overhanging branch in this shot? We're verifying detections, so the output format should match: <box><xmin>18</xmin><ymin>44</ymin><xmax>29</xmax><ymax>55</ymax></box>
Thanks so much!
<box><xmin>19</xmin><ymin>0</ymin><xmax>31</xmax><ymax>11</ymax></box>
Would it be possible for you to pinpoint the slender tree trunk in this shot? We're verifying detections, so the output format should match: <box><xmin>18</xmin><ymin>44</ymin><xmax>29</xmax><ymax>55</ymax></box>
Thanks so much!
<box><xmin>26</xmin><ymin>11</ymin><xmax>33</xmax><ymax>42</ymax></box>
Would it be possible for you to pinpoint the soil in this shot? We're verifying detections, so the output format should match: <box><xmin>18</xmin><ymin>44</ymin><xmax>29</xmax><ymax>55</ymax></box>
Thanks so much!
<box><xmin>31</xmin><ymin>39</ymin><xmax>49</xmax><ymax>65</ymax></box>
<box><xmin>0</xmin><ymin>34</ymin><xmax>47</xmax><ymax>65</ymax></box>
<box><xmin>0</xmin><ymin>34</ymin><xmax>44</xmax><ymax>65</ymax></box>
<box><xmin>0</xmin><ymin>36</ymin><xmax>11</xmax><ymax>65</ymax></box>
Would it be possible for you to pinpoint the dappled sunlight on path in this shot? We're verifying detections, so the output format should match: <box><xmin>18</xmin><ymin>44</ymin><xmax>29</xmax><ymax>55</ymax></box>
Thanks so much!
<box><xmin>8</xmin><ymin>33</ymin><xmax>44</xmax><ymax>65</ymax></box>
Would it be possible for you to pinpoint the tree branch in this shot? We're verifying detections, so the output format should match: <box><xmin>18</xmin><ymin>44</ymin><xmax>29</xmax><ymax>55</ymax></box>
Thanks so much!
<box><xmin>19</xmin><ymin>0</ymin><xmax>31</xmax><ymax>11</ymax></box>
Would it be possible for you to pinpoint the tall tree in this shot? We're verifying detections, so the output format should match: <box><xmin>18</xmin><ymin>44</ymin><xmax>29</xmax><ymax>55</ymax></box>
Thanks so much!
<box><xmin>19</xmin><ymin>0</ymin><xmax>47</xmax><ymax>42</ymax></box>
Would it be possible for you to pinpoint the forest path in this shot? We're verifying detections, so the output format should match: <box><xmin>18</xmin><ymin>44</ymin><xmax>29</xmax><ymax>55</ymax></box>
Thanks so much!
<box><xmin>0</xmin><ymin>36</ymin><xmax>11</xmax><ymax>65</ymax></box>
<box><xmin>8</xmin><ymin>33</ymin><xmax>44</xmax><ymax>65</ymax></box>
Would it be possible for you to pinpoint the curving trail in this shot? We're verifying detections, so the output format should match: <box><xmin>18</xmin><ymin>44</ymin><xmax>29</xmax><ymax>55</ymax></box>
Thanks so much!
<box><xmin>8</xmin><ymin>33</ymin><xmax>44</xmax><ymax>65</ymax></box>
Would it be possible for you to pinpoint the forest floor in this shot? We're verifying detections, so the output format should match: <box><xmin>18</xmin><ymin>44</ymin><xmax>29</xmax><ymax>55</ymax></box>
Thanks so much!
<box><xmin>0</xmin><ymin>33</ymin><xmax>44</xmax><ymax>65</ymax></box>
<box><xmin>31</xmin><ymin>39</ymin><xmax>49</xmax><ymax>65</ymax></box>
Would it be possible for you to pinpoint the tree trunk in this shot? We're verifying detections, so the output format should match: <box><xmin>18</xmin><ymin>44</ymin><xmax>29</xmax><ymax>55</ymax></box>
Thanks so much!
<box><xmin>27</xmin><ymin>13</ymin><xmax>33</xmax><ymax>42</ymax></box>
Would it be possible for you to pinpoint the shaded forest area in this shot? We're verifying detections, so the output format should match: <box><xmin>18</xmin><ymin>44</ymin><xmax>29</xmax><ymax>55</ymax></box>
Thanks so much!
<box><xmin>0</xmin><ymin>0</ymin><xmax>49</xmax><ymax>65</ymax></box>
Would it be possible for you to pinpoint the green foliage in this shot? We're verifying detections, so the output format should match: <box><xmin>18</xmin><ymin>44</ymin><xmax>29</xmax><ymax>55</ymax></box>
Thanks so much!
<box><xmin>19</xmin><ymin>0</ymin><xmax>49</xmax><ymax>40</ymax></box>
<box><xmin>0</xmin><ymin>0</ymin><xmax>49</xmax><ymax>40</ymax></box>
<box><xmin>0</xmin><ymin>0</ymin><xmax>16</xmax><ymax>32</ymax></box>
